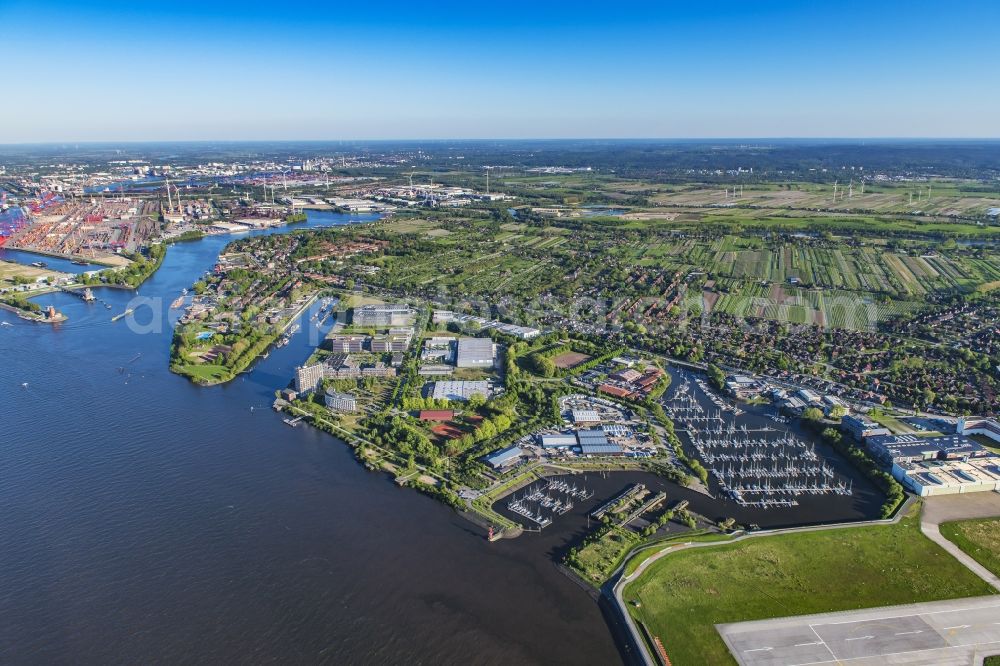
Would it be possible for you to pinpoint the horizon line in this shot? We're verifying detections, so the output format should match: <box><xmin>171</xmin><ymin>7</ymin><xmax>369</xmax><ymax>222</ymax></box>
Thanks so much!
<box><xmin>3</xmin><ymin>136</ymin><xmax>1000</xmax><ymax>147</ymax></box>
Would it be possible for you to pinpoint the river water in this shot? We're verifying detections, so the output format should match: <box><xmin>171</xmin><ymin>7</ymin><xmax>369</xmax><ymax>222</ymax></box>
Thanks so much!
<box><xmin>0</xmin><ymin>211</ymin><xmax>626</xmax><ymax>665</ymax></box>
<box><xmin>0</xmin><ymin>210</ymin><xmax>885</xmax><ymax>665</ymax></box>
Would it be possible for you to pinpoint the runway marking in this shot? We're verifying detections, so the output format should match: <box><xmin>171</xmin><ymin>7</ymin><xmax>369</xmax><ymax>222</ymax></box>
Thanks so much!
<box><xmin>895</xmin><ymin>630</ymin><xmax>923</xmax><ymax>636</ymax></box>
<box><xmin>800</xmin><ymin>601</ymin><xmax>1000</xmax><ymax>627</ymax></box>
<box><xmin>795</xmin><ymin>641</ymin><xmax>824</xmax><ymax>647</ymax></box>
<box><xmin>844</xmin><ymin>635</ymin><xmax>874</xmax><ymax>641</ymax></box>
<box><xmin>806</xmin><ymin>624</ymin><xmax>839</xmax><ymax>662</ymax></box>
<box><xmin>744</xmin><ymin>647</ymin><xmax>773</xmax><ymax>653</ymax></box>
<box><xmin>785</xmin><ymin>639</ymin><xmax>1000</xmax><ymax>666</ymax></box>
<box><xmin>943</xmin><ymin>624</ymin><xmax>971</xmax><ymax>630</ymax></box>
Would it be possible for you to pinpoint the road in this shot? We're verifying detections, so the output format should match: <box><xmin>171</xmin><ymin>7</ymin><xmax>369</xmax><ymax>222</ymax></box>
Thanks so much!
<box><xmin>605</xmin><ymin>497</ymin><xmax>919</xmax><ymax>666</ymax></box>
<box><xmin>717</xmin><ymin>596</ymin><xmax>1000</xmax><ymax>666</ymax></box>
<box><xmin>920</xmin><ymin>494</ymin><xmax>1000</xmax><ymax>593</ymax></box>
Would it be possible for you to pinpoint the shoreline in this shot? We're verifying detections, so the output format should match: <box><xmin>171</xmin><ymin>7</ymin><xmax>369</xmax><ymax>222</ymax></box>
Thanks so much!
<box><xmin>1</xmin><ymin>245</ymin><xmax>126</xmax><ymax>268</ymax></box>
<box><xmin>0</xmin><ymin>300</ymin><xmax>67</xmax><ymax>323</ymax></box>
<box><xmin>604</xmin><ymin>494</ymin><xmax>920</xmax><ymax>665</ymax></box>
<box><xmin>171</xmin><ymin>290</ymin><xmax>321</xmax><ymax>386</ymax></box>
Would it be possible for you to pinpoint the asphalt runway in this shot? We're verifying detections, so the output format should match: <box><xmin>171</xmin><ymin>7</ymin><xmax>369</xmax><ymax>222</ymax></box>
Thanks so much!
<box><xmin>717</xmin><ymin>596</ymin><xmax>1000</xmax><ymax>665</ymax></box>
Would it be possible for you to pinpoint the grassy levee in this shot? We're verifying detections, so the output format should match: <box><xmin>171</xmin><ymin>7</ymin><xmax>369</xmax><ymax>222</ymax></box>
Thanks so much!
<box><xmin>940</xmin><ymin>518</ymin><xmax>1000</xmax><ymax>577</ymax></box>
<box><xmin>623</xmin><ymin>506</ymin><xmax>996</xmax><ymax>665</ymax></box>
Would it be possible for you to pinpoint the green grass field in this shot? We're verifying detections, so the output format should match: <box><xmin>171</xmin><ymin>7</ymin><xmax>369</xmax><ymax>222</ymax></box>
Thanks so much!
<box><xmin>173</xmin><ymin>363</ymin><xmax>231</xmax><ymax>384</ymax></box>
<box><xmin>623</xmin><ymin>507</ymin><xmax>996</xmax><ymax>665</ymax></box>
<box><xmin>940</xmin><ymin>518</ymin><xmax>1000</xmax><ymax>577</ymax></box>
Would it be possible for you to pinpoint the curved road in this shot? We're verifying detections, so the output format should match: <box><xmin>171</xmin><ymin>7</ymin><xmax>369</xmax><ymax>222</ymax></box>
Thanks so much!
<box><xmin>605</xmin><ymin>496</ymin><xmax>922</xmax><ymax>666</ymax></box>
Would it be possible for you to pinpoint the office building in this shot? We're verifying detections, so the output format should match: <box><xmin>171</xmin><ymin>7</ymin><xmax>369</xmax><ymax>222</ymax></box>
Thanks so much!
<box><xmin>324</xmin><ymin>390</ymin><xmax>357</xmax><ymax>412</ymax></box>
<box><xmin>352</xmin><ymin>303</ymin><xmax>415</xmax><ymax>327</ymax></box>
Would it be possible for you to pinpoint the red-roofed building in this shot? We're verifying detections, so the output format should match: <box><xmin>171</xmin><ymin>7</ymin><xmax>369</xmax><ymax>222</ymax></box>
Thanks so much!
<box><xmin>419</xmin><ymin>410</ymin><xmax>455</xmax><ymax>421</ymax></box>
<box><xmin>598</xmin><ymin>384</ymin><xmax>632</xmax><ymax>398</ymax></box>
<box><xmin>636</xmin><ymin>369</ymin><xmax>664</xmax><ymax>388</ymax></box>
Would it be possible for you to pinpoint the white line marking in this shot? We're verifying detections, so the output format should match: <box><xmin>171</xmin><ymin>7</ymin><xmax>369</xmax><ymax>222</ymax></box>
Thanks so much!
<box><xmin>807</xmin><ymin>623</ymin><xmax>840</xmax><ymax>662</ymax></box>
<box><xmin>943</xmin><ymin>624</ymin><xmax>970</xmax><ymax>630</ymax></box>
<box><xmin>844</xmin><ymin>635</ymin><xmax>874</xmax><ymax>641</ymax></box>
<box><xmin>795</xmin><ymin>641</ymin><xmax>824</xmax><ymax>646</ymax></box>
<box><xmin>802</xmin><ymin>601</ymin><xmax>1000</xmax><ymax>628</ymax></box>
<box><xmin>744</xmin><ymin>647</ymin><xmax>773</xmax><ymax>653</ymax></box>
<box><xmin>785</xmin><ymin>639</ymin><xmax>1000</xmax><ymax>666</ymax></box>
<box><xmin>895</xmin><ymin>630</ymin><xmax>923</xmax><ymax>636</ymax></box>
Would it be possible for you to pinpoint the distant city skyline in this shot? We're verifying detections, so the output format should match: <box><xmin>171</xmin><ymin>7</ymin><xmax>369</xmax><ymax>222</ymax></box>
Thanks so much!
<box><xmin>3</xmin><ymin>0</ymin><xmax>999</xmax><ymax>142</ymax></box>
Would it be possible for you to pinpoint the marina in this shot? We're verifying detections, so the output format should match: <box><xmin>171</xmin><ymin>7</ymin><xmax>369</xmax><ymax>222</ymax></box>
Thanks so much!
<box><xmin>664</xmin><ymin>371</ymin><xmax>857</xmax><ymax>510</ymax></box>
<box><xmin>505</xmin><ymin>478</ymin><xmax>594</xmax><ymax>529</ymax></box>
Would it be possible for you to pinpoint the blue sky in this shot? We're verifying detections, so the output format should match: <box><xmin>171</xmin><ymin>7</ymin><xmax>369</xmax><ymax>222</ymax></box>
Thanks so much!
<box><xmin>2</xmin><ymin>0</ymin><xmax>998</xmax><ymax>142</ymax></box>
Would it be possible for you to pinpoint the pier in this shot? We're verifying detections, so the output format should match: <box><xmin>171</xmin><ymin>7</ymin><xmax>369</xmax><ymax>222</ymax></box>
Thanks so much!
<box><xmin>505</xmin><ymin>478</ymin><xmax>594</xmax><ymax>530</ymax></box>
<box><xmin>664</xmin><ymin>376</ymin><xmax>854</xmax><ymax>509</ymax></box>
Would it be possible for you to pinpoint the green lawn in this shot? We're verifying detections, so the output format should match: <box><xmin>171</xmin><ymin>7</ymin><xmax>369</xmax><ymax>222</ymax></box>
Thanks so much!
<box><xmin>173</xmin><ymin>363</ymin><xmax>231</xmax><ymax>384</ymax></box>
<box><xmin>869</xmin><ymin>411</ymin><xmax>916</xmax><ymax>434</ymax></box>
<box><xmin>623</xmin><ymin>507</ymin><xmax>996</xmax><ymax>666</ymax></box>
<box><xmin>940</xmin><ymin>518</ymin><xmax>1000</xmax><ymax>577</ymax></box>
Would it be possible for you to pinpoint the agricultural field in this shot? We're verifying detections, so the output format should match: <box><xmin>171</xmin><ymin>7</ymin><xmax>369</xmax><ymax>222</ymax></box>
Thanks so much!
<box><xmin>645</xmin><ymin>180</ymin><xmax>1000</xmax><ymax>220</ymax></box>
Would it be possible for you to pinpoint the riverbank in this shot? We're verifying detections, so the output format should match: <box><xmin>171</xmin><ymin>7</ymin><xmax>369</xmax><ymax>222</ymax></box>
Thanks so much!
<box><xmin>170</xmin><ymin>290</ymin><xmax>320</xmax><ymax>386</ymax></box>
<box><xmin>0</xmin><ymin>299</ymin><xmax>67</xmax><ymax>323</ymax></box>
<box><xmin>7</xmin><ymin>208</ymin><xmax>627</xmax><ymax>666</ymax></box>
<box><xmin>1</xmin><ymin>244</ymin><xmax>127</xmax><ymax>268</ymax></box>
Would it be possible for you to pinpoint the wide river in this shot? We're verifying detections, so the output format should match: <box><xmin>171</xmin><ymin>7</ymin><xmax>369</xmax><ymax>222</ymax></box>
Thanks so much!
<box><xmin>0</xmin><ymin>211</ymin><xmax>627</xmax><ymax>665</ymax></box>
<box><xmin>0</xmin><ymin>210</ymin><xmax>882</xmax><ymax>664</ymax></box>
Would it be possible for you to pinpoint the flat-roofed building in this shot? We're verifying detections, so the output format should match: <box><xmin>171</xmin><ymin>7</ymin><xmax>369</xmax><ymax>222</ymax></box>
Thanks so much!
<box><xmin>572</xmin><ymin>409</ymin><xmax>601</xmax><ymax>424</ymax></box>
<box><xmin>602</xmin><ymin>424</ymin><xmax>633</xmax><ymax>437</ymax></box>
<box><xmin>822</xmin><ymin>395</ymin><xmax>850</xmax><ymax>416</ymax></box>
<box><xmin>327</xmin><ymin>334</ymin><xmax>368</xmax><ymax>353</ymax></box>
<box><xmin>418</xmin><ymin>364</ymin><xmax>454</xmax><ymax>376</ymax></box>
<box><xmin>868</xmin><ymin>433</ymin><xmax>989</xmax><ymax>466</ymax></box>
<box><xmin>725</xmin><ymin>375</ymin><xmax>766</xmax><ymax>399</ymax></box>
<box><xmin>841</xmin><ymin>414</ymin><xmax>892</xmax><ymax>442</ymax></box>
<box><xmin>797</xmin><ymin>388</ymin><xmax>821</xmax><ymax>405</ymax></box>
<box><xmin>352</xmin><ymin>303</ymin><xmax>415</xmax><ymax>327</ymax></box>
<box><xmin>371</xmin><ymin>332</ymin><xmax>412</xmax><ymax>352</ymax></box>
<box><xmin>295</xmin><ymin>363</ymin><xmax>325</xmax><ymax>394</ymax></box>
<box><xmin>577</xmin><ymin>429</ymin><xmax>623</xmax><ymax>455</ymax></box>
<box><xmin>958</xmin><ymin>416</ymin><xmax>1000</xmax><ymax>445</ymax></box>
<box><xmin>539</xmin><ymin>433</ymin><xmax>578</xmax><ymax>449</ymax></box>
<box><xmin>456</xmin><ymin>337</ymin><xmax>495</xmax><ymax>368</ymax></box>
<box><xmin>324</xmin><ymin>390</ymin><xmax>357</xmax><ymax>412</ymax></box>
<box><xmin>894</xmin><ymin>458</ymin><xmax>1000</xmax><ymax>496</ymax></box>
<box><xmin>360</xmin><ymin>362</ymin><xmax>396</xmax><ymax>377</ymax></box>
<box><xmin>430</xmin><ymin>380</ymin><xmax>493</xmax><ymax>402</ymax></box>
